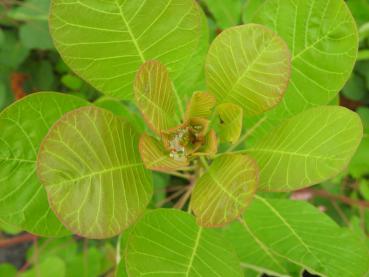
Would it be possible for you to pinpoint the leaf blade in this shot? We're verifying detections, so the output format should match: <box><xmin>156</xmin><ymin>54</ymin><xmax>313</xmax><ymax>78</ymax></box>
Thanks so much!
<box><xmin>0</xmin><ymin>92</ymin><xmax>88</xmax><ymax>236</ymax></box>
<box><xmin>191</xmin><ymin>154</ymin><xmax>258</xmax><ymax>227</ymax></box>
<box><xmin>205</xmin><ymin>24</ymin><xmax>291</xmax><ymax>116</ymax></box>
<box><xmin>37</xmin><ymin>106</ymin><xmax>153</xmax><ymax>238</ymax></box>
<box><xmin>247</xmin><ymin>106</ymin><xmax>363</xmax><ymax>191</ymax></box>
<box><xmin>125</xmin><ymin>209</ymin><xmax>243</xmax><ymax>276</ymax></box>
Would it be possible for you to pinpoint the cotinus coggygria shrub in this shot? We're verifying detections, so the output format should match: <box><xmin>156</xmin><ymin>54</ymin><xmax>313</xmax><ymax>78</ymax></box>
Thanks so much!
<box><xmin>0</xmin><ymin>0</ymin><xmax>368</xmax><ymax>276</ymax></box>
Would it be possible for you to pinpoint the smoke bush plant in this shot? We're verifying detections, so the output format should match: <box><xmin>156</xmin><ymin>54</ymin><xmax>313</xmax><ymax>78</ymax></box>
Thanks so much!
<box><xmin>0</xmin><ymin>0</ymin><xmax>368</xmax><ymax>276</ymax></box>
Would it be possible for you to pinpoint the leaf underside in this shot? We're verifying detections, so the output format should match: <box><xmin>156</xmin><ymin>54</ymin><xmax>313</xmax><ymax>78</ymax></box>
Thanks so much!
<box><xmin>217</xmin><ymin>103</ymin><xmax>243</xmax><ymax>144</ymax></box>
<box><xmin>37</xmin><ymin>106</ymin><xmax>152</xmax><ymax>239</ymax></box>
<box><xmin>134</xmin><ymin>60</ymin><xmax>178</xmax><ymax>134</ymax></box>
<box><xmin>205</xmin><ymin>23</ymin><xmax>291</xmax><ymax>116</ymax></box>
<box><xmin>191</xmin><ymin>154</ymin><xmax>258</xmax><ymax>227</ymax></box>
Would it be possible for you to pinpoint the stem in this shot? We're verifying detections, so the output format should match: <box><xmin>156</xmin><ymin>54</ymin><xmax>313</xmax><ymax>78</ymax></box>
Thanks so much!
<box><xmin>0</xmin><ymin>233</ymin><xmax>36</xmax><ymax>248</ymax></box>
<box><xmin>156</xmin><ymin>186</ymin><xmax>188</xmax><ymax>207</ymax></box>
<box><xmin>116</xmin><ymin>234</ymin><xmax>122</xmax><ymax>265</ymax></box>
<box><xmin>302</xmin><ymin>188</ymin><xmax>369</xmax><ymax>208</ymax></box>
<box><xmin>226</xmin><ymin>116</ymin><xmax>267</xmax><ymax>153</ymax></box>
<box><xmin>174</xmin><ymin>183</ymin><xmax>195</xmax><ymax>210</ymax></box>
<box><xmin>199</xmin><ymin>156</ymin><xmax>209</xmax><ymax>170</ymax></box>
<box><xmin>83</xmin><ymin>239</ymin><xmax>88</xmax><ymax>277</ymax></box>
<box><xmin>163</xmin><ymin>171</ymin><xmax>192</xmax><ymax>180</ymax></box>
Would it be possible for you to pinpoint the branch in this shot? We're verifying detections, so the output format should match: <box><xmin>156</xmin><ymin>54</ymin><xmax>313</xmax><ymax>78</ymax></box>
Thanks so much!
<box><xmin>294</xmin><ymin>188</ymin><xmax>369</xmax><ymax>208</ymax></box>
<box><xmin>0</xmin><ymin>233</ymin><xmax>36</xmax><ymax>248</ymax></box>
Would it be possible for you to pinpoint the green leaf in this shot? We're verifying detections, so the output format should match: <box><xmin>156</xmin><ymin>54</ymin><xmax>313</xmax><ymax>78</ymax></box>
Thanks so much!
<box><xmin>203</xmin><ymin>0</ymin><xmax>243</xmax><ymax>29</ymax></box>
<box><xmin>217</xmin><ymin>103</ymin><xmax>243</xmax><ymax>144</ymax></box>
<box><xmin>20</xmin><ymin>256</ymin><xmax>66</xmax><ymax>277</ymax></box>
<box><xmin>224</xmin><ymin>196</ymin><xmax>369</xmax><ymax>277</ymax></box>
<box><xmin>7</xmin><ymin>0</ymin><xmax>50</xmax><ymax>21</ymax></box>
<box><xmin>134</xmin><ymin>60</ymin><xmax>178</xmax><ymax>134</ymax></box>
<box><xmin>346</xmin><ymin>0</ymin><xmax>369</xmax><ymax>26</ymax></box>
<box><xmin>247</xmin><ymin>106</ymin><xmax>363</xmax><ymax>191</ymax></box>
<box><xmin>205</xmin><ymin>24</ymin><xmax>291</xmax><ymax>116</ymax></box>
<box><xmin>191</xmin><ymin>154</ymin><xmax>258</xmax><ymax>227</ymax></box>
<box><xmin>349</xmin><ymin>137</ymin><xmax>369</xmax><ymax>178</ymax></box>
<box><xmin>94</xmin><ymin>97</ymin><xmax>145</xmax><ymax>133</ymax></box>
<box><xmin>173</xmin><ymin>9</ymin><xmax>209</xmax><ymax>99</ymax></box>
<box><xmin>50</xmin><ymin>0</ymin><xmax>205</xmax><ymax>99</ymax></box>
<box><xmin>0</xmin><ymin>31</ymin><xmax>29</xmax><ymax>69</ymax></box>
<box><xmin>139</xmin><ymin>133</ymin><xmax>188</xmax><ymax>171</ymax></box>
<box><xmin>342</xmin><ymin>74</ymin><xmax>366</xmax><ymax>101</ymax></box>
<box><xmin>252</xmin><ymin>0</ymin><xmax>358</xmax><ymax>117</ymax></box>
<box><xmin>20</xmin><ymin>21</ymin><xmax>54</xmax><ymax>49</ymax></box>
<box><xmin>0</xmin><ymin>263</ymin><xmax>17</xmax><ymax>277</ymax></box>
<box><xmin>125</xmin><ymin>209</ymin><xmax>242</xmax><ymax>276</ymax></box>
<box><xmin>0</xmin><ymin>92</ymin><xmax>88</xmax><ymax>236</ymax></box>
<box><xmin>185</xmin><ymin>91</ymin><xmax>216</xmax><ymax>120</ymax></box>
<box><xmin>242</xmin><ymin>0</ymin><xmax>266</xmax><ymax>23</ymax></box>
<box><xmin>61</xmin><ymin>74</ymin><xmax>83</xmax><ymax>91</ymax></box>
<box><xmin>37</xmin><ymin>106</ymin><xmax>153</xmax><ymax>238</ymax></box>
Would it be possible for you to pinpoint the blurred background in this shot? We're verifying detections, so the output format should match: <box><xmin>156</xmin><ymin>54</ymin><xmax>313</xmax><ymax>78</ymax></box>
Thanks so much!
<box><xmin>0</xmin><ymin>0</ymin><xmax>369</xmax><ymax>276</ymax></box>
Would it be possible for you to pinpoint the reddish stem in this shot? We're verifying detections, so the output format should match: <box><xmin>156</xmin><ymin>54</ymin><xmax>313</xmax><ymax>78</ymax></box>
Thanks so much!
<box><xmin>0</xmin><ymin>233</ymin><xmax>36</xmax><ymax>248</ymax></box>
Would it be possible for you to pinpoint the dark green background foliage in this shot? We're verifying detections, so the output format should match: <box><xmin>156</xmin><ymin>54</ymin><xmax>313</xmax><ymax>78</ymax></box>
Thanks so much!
<box><xmin>0</xmin><ymin>0</ymin><xmax>369</xmax><ymax>277</ymax></box>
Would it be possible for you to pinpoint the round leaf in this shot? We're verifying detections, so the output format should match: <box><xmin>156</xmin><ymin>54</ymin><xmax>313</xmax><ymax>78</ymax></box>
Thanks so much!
<box><xmin>0</xmin><ymin>92</ymin><xmax>88</xmax><ymax>236</ymax></box>
<box><xmin>126</xmin><ymin>209</ymin><xmax>242</xmax><ymax>276</ymax></box>
<box><xmin>205</xmin><ymin>24</ymin><xmax>291</xmax><ymax>116</ymax></box>
<box><xmin>191</xmin><ymin>154</ymin><xmax>258</xmax><ymax>227</ymax></box>
<box><xmin>50</xmin><ymin>0</ymin><xmax>204</xmax><ymax>99</ymax></box>
<box><xmin>252</xmin><ymin>0</ymin><xmax>358</xmax><ymax>116</ymax></box>
<box><xmin>247</xmin><ymin>106</ymin><xmax>363</xmax><ymax>191</ymax></box>
<box><xmin>37</xmin><ymin>106</ymin><xmax>153</xmax><ymax>238</ymax></box>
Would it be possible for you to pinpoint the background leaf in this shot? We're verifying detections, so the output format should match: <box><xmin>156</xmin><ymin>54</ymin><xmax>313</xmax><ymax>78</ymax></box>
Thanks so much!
<box><xmin>134</xmin><ymin>60</ymin><xmax>178</xmax><ymax>134</ymax></box>
<box><xmin>247</xmin><ymin>106</ymin><xmax>363</xmax><ymax>191</ymax></box>
<box><xmin>50</xmin><ymin>0</ymin><xmax>206</xmax><ymax>99</ymax></box>
<box><xmin>205</xmin><ymin>24</ymin><xmax>291</xmax><ymax>116</ymax></box>
<box><xmin>125</xmin><ymin>209</ymin><xmax>242</xmax><ymax>276</ymax></box>
<box><xmin>0</xmin><ymin>92</ymin><xmax>88</xmax><ymax>236</ymax></box>
<box><xmin>202</xmin><ymin>0</ymin><xmax>243</xmax><ymax>29</ymax></box>
<box><xmin>191</xmin><ymin>154</ymin><xmax>258</xmax><ymax>227</ymax></box>
<box><xmin>224</xmin><ymin>196</ymin><xmax>369</xmax><ymax>277</ymax></box>
<box><xmin>37</xmin><ymin>106</ymin><xmax>152</xmax><ymax>238</ymax></box>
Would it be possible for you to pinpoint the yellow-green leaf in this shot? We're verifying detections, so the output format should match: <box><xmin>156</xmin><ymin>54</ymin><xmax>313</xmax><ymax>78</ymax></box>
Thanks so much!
<box><xmin>205</xmin><ymin>24</ymin><xmax>291</xmax><ymax>116</ymax></box>
<box><xmin>139</xmin><ymin>133</ymin><xmax>188</xmax><ymax>172</ymax></box>
<box><xmin>247</xmin><ymin>106</ymin><xmax>363</xmax><ymax>191</ymax></box>
<box><xmin>185</xmin><ymin>91</ymin><xmax>216</xmax><ymax>120</ymax></box>
<box><xmin>217</xmin><ymin>103</ymin><xmax>243</xmax><ymax>144</ymax></box>
<box><xmin>134</xmin><ymin>60</ymin><xmax>178</xmax><ymax>134</ymax></box>
<box><xmin>37</xmin><ymin>106</ymin><xmax>152</xmax><ymax>239</ymax></box>
<box><xmin>191</xmin><ymin>154</ymin><xmax>258</xmax><ymax>227</ymax></box>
